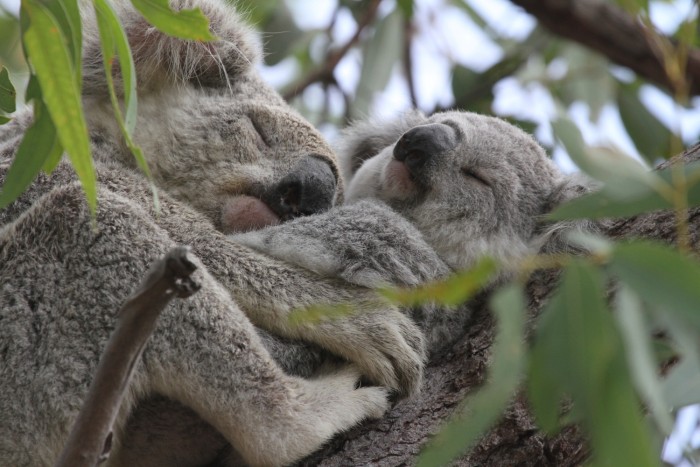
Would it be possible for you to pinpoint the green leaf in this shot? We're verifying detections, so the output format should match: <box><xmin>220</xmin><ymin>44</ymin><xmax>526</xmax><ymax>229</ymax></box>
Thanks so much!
<box><xmin>552</xmin><ymin>117</ymin><xmax>657</xmax><ymax>197</ymax></box>
<box><xmin>662</xmin><ymin>360</ymin><xmax>700</xmax><ymax>409</ymax></box>
<box><xmin>618</xmin><ymin>84</ymin><xmax>672</xmax><ymax>163</ymax></box>
<box><xmin>0</xmin><ymin>116</ymin><xmax>10</xmax><ymax>125</ymax></box>
<box><xmin>417</xmin><ymin>284</ymin><xmax>526</xmax><ymax>466</ymax></box>
<box><xmin>353</xmin><ymin>10</ymin><xmax>403</xmax><ymax>118</ymax></box>
<box><xmin>658</xmin><ymin>311</ymin><xmax>700</xmax><ymax>410</ymax></box>
<box><xmin>22</xmin><ymin>0</ymin><xmax>96</xmax><ymax>214</ymax></box>
<box><xmin>610</xmin><ymin>241</ymin><xmax>700</xmax><ymax>330</ymax></box>
<box><xmin>130</xmin><ymin>0</ymin><xmax>216</xmax><ymax>41</ymax></box>
<box><xmin>614</xmin><ymin>286</ymin><xmax>674</xmax><ymax>434</ymax></box>
<box><xmin>0</xmin><ymin>102</ymin><xmax>57</xmax><ymax>207</ymax></box>
<box><xmin>380</xmin><ymin>257</ymin><xmax>497</xmax><ymax>307</ymax></box>
<box><xmin>0</xmin><ymin>66</ymin><xmax>16</xmax><ymax>114</ymax></box>
<box><xmin>42</xmin><ymin>0</ymin><xmax>82</xmax><ymax>79</ymax></box>
<box><xmin>94</xmin><ymin>0</ymin><xmax>159</xmax><ymax>209</ymax></box>
<box><xmin>529</xmin><ymin>261</ymin><xmax>657</xmax><ymax>466</ymax></box>
<box><xmin>558</xmin><ymin>44</ymin><xmax>615</xmax><ymax>120</ymax></box>
<box><xmin>397</xmin><ymin>0</ymin><xmax>414</xmax><ymax>18</ymax></box>
<box><xmin>548</xmin><ymin>187</ymin><xmax>670</xmax><ymax>220</ymax></box>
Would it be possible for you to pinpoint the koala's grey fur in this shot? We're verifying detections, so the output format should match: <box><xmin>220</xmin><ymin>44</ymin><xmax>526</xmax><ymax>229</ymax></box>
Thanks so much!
<box><xmin>0</xmin><ymin>1</ymin><xmax>426</xmax><ymax>466</ymax></box>
<box><xmin>234</xmin><ymin>110</ymin><xmax>596</xmax><ymax>352</ymax></box>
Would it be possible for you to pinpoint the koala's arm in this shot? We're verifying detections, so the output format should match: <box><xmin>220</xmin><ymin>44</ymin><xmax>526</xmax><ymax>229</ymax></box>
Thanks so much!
<box><xmin>232</xmin><ymin>200</ymin><xmax>451</xmax><ymax>289</ymax></box>
<box><xmin>100</xmin><ymin>173</ymin><xmax>426</xmax><ymax>397</ymax></box>
<box><xmin>0</xmin><ymin>162</ymin><xmax>425</xmax><ymax>397</ymax></box>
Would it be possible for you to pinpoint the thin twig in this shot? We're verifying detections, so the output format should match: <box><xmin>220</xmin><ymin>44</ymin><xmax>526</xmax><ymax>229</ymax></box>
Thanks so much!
<box><xmin>53</xmin><ymin>246</ymin><xmax>201</xmax><ymax>467</ymax></box>
<box><xmin>402</xmin><ymin>16</ymin><xmax>417</xmax><ymax>108</ymax></box>
<box><xmin>282</xmin><ymin>0</ymin><xmax>383</xmax><ymax>101</ymax></box>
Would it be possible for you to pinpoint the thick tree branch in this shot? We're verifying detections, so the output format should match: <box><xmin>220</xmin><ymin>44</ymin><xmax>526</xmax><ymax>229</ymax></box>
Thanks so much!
<box><xmin>54</xmin><ymin>247</ymin><xmax>200</xmax><ymax>467</ymax></box>
<box><xmin>509</xmin><ymin>0</ymin><xmax>700</xmax><ymax>96</ymax></box>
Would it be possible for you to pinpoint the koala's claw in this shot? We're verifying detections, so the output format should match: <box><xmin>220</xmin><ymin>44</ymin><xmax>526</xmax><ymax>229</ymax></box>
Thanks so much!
<box><xmin>315</xmin><ymin>305</ymin><xmax>426</xmax><ymax>399</ymax></box>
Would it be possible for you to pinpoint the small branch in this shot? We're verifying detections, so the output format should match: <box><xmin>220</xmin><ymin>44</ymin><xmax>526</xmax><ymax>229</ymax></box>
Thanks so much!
<box><xmin>403</xmin><ymin>16</ymin><xmax>418</xmax><ymax>108</ymax></box>
<box><xmin>54</xmin><ymin>246</ymin><xmax>201</xmax><ymax>467</ymax></box>
<box><xmin>282</xmin><ymin>0</ymin><xmax>383</xmax><ymax>101</ymax></box>
<box><xmin>509</xmin><ymin>0</ymin><xmax>700</xmax><ymax>96</ymax></box>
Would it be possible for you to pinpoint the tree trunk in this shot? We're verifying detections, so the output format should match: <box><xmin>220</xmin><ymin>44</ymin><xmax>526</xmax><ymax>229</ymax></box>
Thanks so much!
<box><xmin>299</xmin><ymin>143</ymin><xmax>700</xmax><ymax>466</ymax></box>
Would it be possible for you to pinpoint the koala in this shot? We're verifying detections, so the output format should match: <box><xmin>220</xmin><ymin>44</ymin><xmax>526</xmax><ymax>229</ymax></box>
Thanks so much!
<box><xmin>233</xmin><ymin>110</ymin><xmax>595</xmax><ymax>352</ymax></box>
<box><xmin>0</xmin><ymin>1</ymin><xmax>426</xmax><ymax>466</ymax></box>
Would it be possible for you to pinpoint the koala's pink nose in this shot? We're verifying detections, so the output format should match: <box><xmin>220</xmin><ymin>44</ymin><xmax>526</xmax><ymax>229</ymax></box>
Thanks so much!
<box><xmin>263</xmin><ymin>155</ymin><xmax>337</xmax><ymax>221</ymax></box>
<box><xmin>393</xmin><ymin>123</ymin><xmax>457</xmax><ymax>174</ymax></box>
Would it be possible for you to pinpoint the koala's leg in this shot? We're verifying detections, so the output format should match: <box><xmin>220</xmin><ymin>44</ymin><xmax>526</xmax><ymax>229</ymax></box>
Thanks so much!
<box><xmin>0</xmin><ymin>185</ymin><xmax>388</xmax><ymax>467</ymax></box>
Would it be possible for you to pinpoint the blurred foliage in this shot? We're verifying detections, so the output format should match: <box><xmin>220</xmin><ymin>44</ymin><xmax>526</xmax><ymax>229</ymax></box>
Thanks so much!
<box><xmin>1</xmin><ymin>0</ymin><xmax>700</xmax><ymax>466</ymax></box>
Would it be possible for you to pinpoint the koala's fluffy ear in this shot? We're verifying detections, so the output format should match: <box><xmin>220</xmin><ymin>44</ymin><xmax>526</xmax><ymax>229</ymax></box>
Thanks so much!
<box><xmin>336</xmin><ymin>110</ymin><xmax>428</xmax><ymax>182</ymax></box>
<box><xmin>81</xmin><ymin>0</ymin><xmax>262</xmax><ymax>96</ymax></box>
<box><xmin>533</xmin><ymin>173</ymin><xmax>602</xmax><ymax>255</ymax></box>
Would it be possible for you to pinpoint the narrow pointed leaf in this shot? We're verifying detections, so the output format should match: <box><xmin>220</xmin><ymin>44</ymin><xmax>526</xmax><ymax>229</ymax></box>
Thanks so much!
<box><xmin>610</xmin><ymin>241</ymin><xmax>700</xmax><ymax>330</ymax></box>
<box><xmin>22</xmin><ymin>0</ymin><xmax>96</xmax><ymax>214</ymax></box>
<box><xmin>417</xmin><ymin>284</ymin><xmax>526</xmax><ymax>466</ymax></box>
<box><xmin>615</xmin><ymin>286</ymin><xmax>674</xmax><ymax>434</ymax></box>
<box><xmin>94</xmin><ymin>0</ymin><xmax>158</xmax><ymax>208</ymax></box>
<box><xmin>0</xmin><ymin>103</ymin><xmax>56</xmax><ymax>207</ymax></box>
<box><xmin>130</xmin><ymin>0</ymin><xmax>215</xmax><ymax>41</ymax></box>
<box><xmin>380</xmin><ymin>257</ymin><xmax>497</xmax><ymax>307</ymax></box>
<box><xmin>0</xmin><ymin>67</ymin><xmax>16</xmax><ymax>114</ymax></box>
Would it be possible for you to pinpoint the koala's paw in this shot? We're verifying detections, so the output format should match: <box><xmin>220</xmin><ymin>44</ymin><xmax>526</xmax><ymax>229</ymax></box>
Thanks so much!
<box><xmin>313</xmin><ymin>303</ymin><xmax>426</xmax><ymax>398</ymax></box>
<box><xmin>310</xmin><ymin>366</ymin><xmax>391</xmax><ymax>420</ymax></box>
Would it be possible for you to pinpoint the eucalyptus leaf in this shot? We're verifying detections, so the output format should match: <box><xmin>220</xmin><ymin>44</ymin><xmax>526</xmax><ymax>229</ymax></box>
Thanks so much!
<box><xmin>42</xmin><ymin>0</ymin><xmax>82</xmax><ymax>79</ymax></box>
<box><xmin>559</xmin><ymin>44</ymin><xmax>614</xmax><ymax>120</ymax></box>
<box><xmin>0</xmin><ymin>102</ymin><xmax>57</xmax><ymax>208</ymax></box>
<box><xmin>417</xmin><ymin>284</ymin><xmax>526</xmax><ymax>466</ymax></box>
<box><xmin>618</xmin><ymin>84</ymin><xmax>672</xmax><ymax>163</ymax></box>
<box><xmin>95</xmin><ymin>0</ymin><xmax>158</xmax><ymax>208</ymax></box>
<box><xmin>380</xmin><ymin>257</ymin><xmax>496</xmax><ymax>307</ymax></box>
<box><xmin>610</xmin><ymin>241</ymin><xmax>700</xmax><ymax>330</ymax></box>
<box><xmin>0</xmin><ymin>66</ymin><xmax>16</xmax><ymax>114</ymax></box>
<box><xmin>353</xmin><ymin>10</ymin><xmax>403</xmax><ymax>118</ymax></box>
<box><xmin>552</xmin><ymin>117</ymin><xmax>658</xmax><ymax>198</ymax></box>
<box><xmin>529</xmin><ymin>261</ymin><xmax>657</xmax><ymax>466</ymax></box>
<box><xmin>548</xmin><ymin>187</ymin><xmax>670</xmax><ymax>220</ymax></box>
<box><xmin>22</xmin><ymin>0</ymin><xmax>96</xmax><ymax>214</ymax></box>
<box><xmin>614</xmin><ymin>286</ymin><xmax>674</xmax><ymax>434</ymax></box>
<box><xmin>130</xmin><ymin>0</ymin><xmax>216</xmax><ymax>41</ymax></box>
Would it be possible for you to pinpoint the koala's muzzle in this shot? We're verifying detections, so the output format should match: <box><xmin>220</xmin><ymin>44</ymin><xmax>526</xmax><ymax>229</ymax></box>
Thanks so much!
<box><xmin>394</xmin><ymin>123</ymin><xmax>457</xmax><ymax>175</ymax></box>
<box><xmin>263</xmin><ymin>155</ymin><xmax>337</xmax><ymax>220</ymax></box>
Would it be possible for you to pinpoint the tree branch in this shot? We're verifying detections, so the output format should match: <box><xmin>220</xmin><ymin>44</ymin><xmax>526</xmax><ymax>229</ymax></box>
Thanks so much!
<box><xmin>54</xmin><ymin>246</ymin><xmax>201</xmax><ymax>467</ymax></box>
<box><xmin>509</xmin><ymin>0</ymin><xmax>700</xmax><ymax>96</ymax></box>
<box><xmin>282</xmin><ymin>0</ymin><xmax>383</xmax><ymax>102</ymax></box>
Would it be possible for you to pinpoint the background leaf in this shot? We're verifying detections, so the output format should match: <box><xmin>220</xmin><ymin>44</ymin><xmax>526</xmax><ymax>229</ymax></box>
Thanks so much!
<box><xmin>130</xmin><ymin>0</ymin><xmax>215</xmax><ymax>41</ymax></box>
<box><xmin>417</xmin><ymin>284</ymin><xmax>526</xmax><ymax>466</ymax></box>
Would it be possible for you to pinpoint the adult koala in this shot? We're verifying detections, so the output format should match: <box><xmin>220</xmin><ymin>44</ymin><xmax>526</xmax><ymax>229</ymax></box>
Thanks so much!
<box><xmin>0</xmin><ymin>1</ymin><xmax>425</xmax><ymax>466</ymax></box>
<box><xmin>234</xmin><ymin>110</ymin><xmax>595</xmax><ymax>352</ymax></box>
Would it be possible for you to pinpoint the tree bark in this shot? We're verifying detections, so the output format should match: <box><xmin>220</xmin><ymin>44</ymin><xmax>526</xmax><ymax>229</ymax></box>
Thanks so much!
<box><xmin>299</xmin><ymin>143</ymin><xmax>700</xmax><ymax>466</ymax></box>
<box><xmin>509</xmin><ymin>0</ymin><xmax>700</xmax><ymax>97</ymax></box>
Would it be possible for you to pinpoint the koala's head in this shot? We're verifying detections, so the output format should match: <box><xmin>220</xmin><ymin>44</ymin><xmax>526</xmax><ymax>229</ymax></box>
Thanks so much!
<box><xmin>339</xmin><ymin>110</ymin><xmax>592</xmax><ymax>272</ymax></box>
<box><xmin>80</xmin><ymin>0</ymin><xmax>341</xmax><ymax>233</ymax></box>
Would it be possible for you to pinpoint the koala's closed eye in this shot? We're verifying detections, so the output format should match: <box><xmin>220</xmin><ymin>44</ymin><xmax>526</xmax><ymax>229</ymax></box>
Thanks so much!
<box><xmin>461</xmin><ymin>167</ymin><xmax>490</xmax><ymax>187</ymax></box>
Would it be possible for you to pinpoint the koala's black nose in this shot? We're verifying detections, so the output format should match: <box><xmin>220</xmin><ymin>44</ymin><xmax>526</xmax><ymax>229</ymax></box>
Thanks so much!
<box><xmin>393</xmin><ymin>123</ymin><xmax>458</xmax><ymax>173</ymax></box>
<box><xmin>265</xmin><ymin>155</ymin><xmax>337</xmax><ymax>221</ymax></box>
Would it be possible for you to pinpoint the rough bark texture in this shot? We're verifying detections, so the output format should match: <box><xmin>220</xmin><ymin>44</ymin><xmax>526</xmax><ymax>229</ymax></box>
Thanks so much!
<box><xmin>298</xmin><ymin>143</ymin><xmax>700</xmax><ymax>466</ymax></box>
<box><xmin>509</xmin><ymin>0</ymin><xmax>700</xmax><ymax>96</ymax></box>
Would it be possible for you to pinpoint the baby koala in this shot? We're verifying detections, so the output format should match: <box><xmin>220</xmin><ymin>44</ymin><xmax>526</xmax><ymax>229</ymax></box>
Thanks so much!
<box><xmin>233</xmin><ymin>110</ymin><xmax>592</xmax><ymax>348</ymax></box>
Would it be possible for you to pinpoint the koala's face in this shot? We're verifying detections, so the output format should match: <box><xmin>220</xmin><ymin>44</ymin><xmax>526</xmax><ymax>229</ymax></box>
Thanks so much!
<box><xmin>82</xmin><ymin>0</ymin><xmax>341</xmax><ymax>234</ymax></box>
<box><xmin>345</xmin><ymin>111</ymin><xmax>564</xmax><ymax>271</ymax></box>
